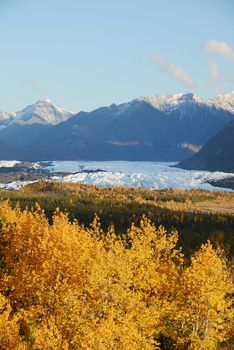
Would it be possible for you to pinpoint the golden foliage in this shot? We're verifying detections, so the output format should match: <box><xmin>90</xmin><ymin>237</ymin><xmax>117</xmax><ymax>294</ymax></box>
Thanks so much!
<box><xmin>1</xmin><ymin>181</ymin><xmax>234</xmax><ymax>259</ymax></box>
<box><xmin>0</xmin><ymin>292</ymin><xmax>23</xmax><ymax>350</ymax></box>
<box><xmin>0</xmin><ymin>201</ymin><xmax>233</xmax><ymax>349</ymax></box>
<box><xmin>177</xmin><ymin>243</ymin><xmax>233</xmax><ymax>349</ymax></box>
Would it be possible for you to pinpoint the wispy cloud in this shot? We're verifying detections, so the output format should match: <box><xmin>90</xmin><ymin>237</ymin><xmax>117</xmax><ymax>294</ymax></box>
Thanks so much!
<box><xmin>210</xmin><ymin>83</ymin><xmax>223</xmax><ymax>94</ymax></box>
<box><xmin>204</xmin><ymin>40</ymin><xmax>234</xmax><ymax>60</ymax></box>
<box><xmin>21</xmin><ymin>79</ymin><xmax>39</xmax><ymax>90</ymax></box>
<box><xmin>207</xmin><ymin>60</ymin><xmax>221</xmax><ymax>81</ymax></box>
<box><xmin>151</xmin><ymin>53</ymin><xmax>195</xmax><ymax>89</ymax></box>
<box><xmin>206</xmin><ymin>59</ymin><xmax>233</xmax><ymax>93</ymax></box>
<box><xmin>207</xmin><ymin>60</ymin><xmax>222</xmax><ymax>93</ymax></box>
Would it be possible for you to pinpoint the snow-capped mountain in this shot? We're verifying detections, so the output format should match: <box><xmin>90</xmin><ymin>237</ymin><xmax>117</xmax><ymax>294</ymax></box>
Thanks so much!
<box><xmin>0</xmin><ymin>99</ymin><xmax>74</xmax><ymax>159</ymax></box>
<box><xmin>140</xmin><ymin>93</ymin><xmax>203</xmax><ymax>114</ymax></box>
<box><xmin>0</xmin><ymin>99</ymin><xmax>73</xmax><ymax>128</ymax></box>
<box><xmin>0</xmin><ymin>111</ymin><xmax>16</xmax><ymax>130</ymax></box>
<box><xmin>0</xmin><ymin>111</ymin><xmax>16</xmax><ymax>120</ymax></box>
<box><xmin>207</xmin><ymin>91</ymin><xmax>234</xmax><ymax>114</ymax></box>
<box><xmin>26</xmin><ymin>91</ymin><xmax>234</xmax><ymax>162</ymax></box>
<box><xmin>0</xmin><ymin>92</ymin><xmax>234</xmax><ymax>162</ymax></box>
<box><xmin>140</xmin><ymin>91</ymin><xmax>234</xmax><ymax>116</ymax></box>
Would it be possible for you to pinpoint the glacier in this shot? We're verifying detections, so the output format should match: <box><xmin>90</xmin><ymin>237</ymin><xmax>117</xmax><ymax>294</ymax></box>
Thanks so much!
<box><xmin>0</xmin><ymin>160</ymin><xmax>233</xmax><ymax>192</ymax></box>
<box><xmin>47</xmin><ymin>161</ymin><xmax>234</xmax><ymax>191</ymax></box>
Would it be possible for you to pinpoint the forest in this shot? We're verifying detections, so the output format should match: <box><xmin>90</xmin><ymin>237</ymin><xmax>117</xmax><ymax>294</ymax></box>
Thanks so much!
<box><xmin>0</xmin><ymin>182</ymin><xmax>233</xmax><ymax>349</ymax></box>
<box><xmin>1</xmin><ymin>181</ymin><xmax>234</xmax><ymax>258</ymax></box>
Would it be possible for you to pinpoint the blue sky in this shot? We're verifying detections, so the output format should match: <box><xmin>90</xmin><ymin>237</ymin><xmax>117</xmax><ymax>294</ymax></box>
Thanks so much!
<box><xmin>0</xmin><ymin>0</ymin><xmax>234</xmax><ymax>112</ymax></box>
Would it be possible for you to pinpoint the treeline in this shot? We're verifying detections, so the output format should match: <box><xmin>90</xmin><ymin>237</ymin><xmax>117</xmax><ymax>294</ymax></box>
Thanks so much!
<box><xmin>1</xmin><ymin>182</ymin><xmax>234</xmax><ymax>257</ymax></box>
<box><xmin>0</xmin><ymin>202</ymin><xmax>233</xmax><ymax>349</ymax></box>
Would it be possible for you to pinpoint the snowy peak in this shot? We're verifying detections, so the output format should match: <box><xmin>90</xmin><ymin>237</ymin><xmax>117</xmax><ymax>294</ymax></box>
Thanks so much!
<box><xmin>0</xmin><ymin>99</ymin><xmax>74</xmax><ymax>129</ymax></box>
<box><xmin>0</xmin><ymin>111</ymin><xmax>16</xmax><ymax>120</ymax></box>
<box><xmin>139</xmin><ymin>93</ymin><xmax>204</xmax><ymax>113</ymax></box>
<box><xmin>0</xmin><ymin>111</ymin><xmax>16</xmax><ymax>131</ymax></box>
<box><xmin>108</xmin><ymin>99</ymin><xmax>143</xmax><ymax>116</ymax></box>
<box><xmin>207</xmin><ymin>91</ymin><xmax>234</xmax><ymax>114</ymax></box>
<box><xmin>140</xmin><ymin>91</ymin><xmax>234</xmax><ymax>115</ymax></box>
<box><xmin>12</xmin><ymin>99</ymin><xmax>74</xmax><ymax>125</ymax></box>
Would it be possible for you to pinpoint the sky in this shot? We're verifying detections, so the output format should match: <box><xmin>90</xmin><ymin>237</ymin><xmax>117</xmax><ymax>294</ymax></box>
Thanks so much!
<box><xmin>0</xmin><ymin>0</ymin><xmax>234</xmax><ymax>112</ymax></box>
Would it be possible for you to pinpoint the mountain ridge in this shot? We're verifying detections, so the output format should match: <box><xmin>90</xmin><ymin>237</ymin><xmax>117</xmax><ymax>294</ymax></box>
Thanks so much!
<box><xmin>0</xmin><ymin>91</ymin><xmax>234</xmax><ymax>161</ymax></box>
<box><xmin>140</xmin><ymin>91</ymin><xmax>234</xmax><ymax>115</ymax></box>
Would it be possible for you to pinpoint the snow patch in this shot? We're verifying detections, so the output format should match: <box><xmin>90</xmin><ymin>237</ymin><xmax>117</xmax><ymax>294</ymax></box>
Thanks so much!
<box><xmin>0</xmin><ymin>160</ymin><xmax>41</xmax><ymax>169</ymax></box>
<box><xmin>0</xmin><ymin>180</ymin><xmax>37</xmax><ymax>191</ymax></box>
<box><xmin>0</xmin><ymin>160</ymin><xmax>21</xmax><ymax>168</ymax></box>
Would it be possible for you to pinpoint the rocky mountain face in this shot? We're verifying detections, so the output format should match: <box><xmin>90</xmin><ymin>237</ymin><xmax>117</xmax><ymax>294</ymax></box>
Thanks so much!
<box><xmin>177</xmin><ymin>121</ymin><xmax>234</xmax><ymax>173</ymax></box>
<box><xmin>0</xmin><ymin>92</ymin><xmax>234</xmax><ymax>161</ymax></box>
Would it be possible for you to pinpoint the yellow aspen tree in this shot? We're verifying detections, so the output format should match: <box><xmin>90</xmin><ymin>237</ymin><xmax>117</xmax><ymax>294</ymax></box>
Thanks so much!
<box><xmin>124</xmin><ymin>217</ymin><xmax>184</xmax><ymax>346</ymax></box>
<box><xmin>176</xmin><ymin>242</ymin><xmax>233</xmax><ymax>350</ymax></box>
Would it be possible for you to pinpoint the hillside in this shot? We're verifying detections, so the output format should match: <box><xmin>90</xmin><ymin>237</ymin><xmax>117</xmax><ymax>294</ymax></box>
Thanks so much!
<box><xmin>177</xmin><ymin>121</ymin><xmax>234</xmax><ymax>172</ymax></box>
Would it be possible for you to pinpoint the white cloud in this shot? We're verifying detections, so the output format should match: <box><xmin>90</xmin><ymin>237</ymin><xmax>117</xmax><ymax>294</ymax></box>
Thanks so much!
<box><xmin>204</xmin><ymin>40</ymin><xmax>234</xmax><ymax>60</ymax></box>
<box><xmin>152</xmin><ymin>53</ymin><xmax>195</xmax><ymax>89</ymax></box>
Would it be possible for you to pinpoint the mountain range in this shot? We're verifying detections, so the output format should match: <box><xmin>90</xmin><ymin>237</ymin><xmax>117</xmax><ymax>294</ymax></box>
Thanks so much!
<box><xmin>0</xmin><ymin>92</ymin><xmax>234</xmax><ymax>164</ymax></box>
